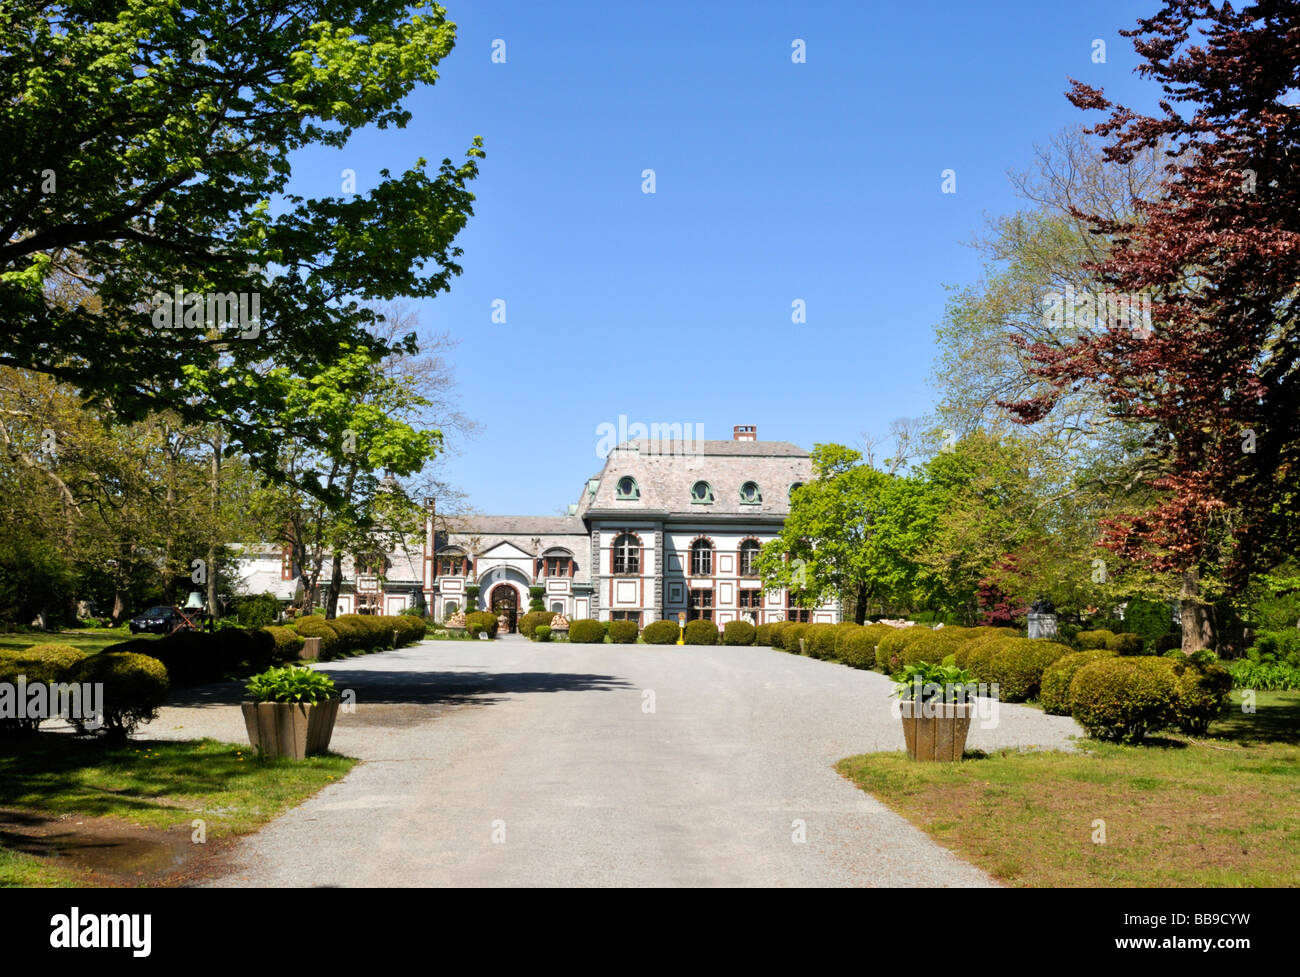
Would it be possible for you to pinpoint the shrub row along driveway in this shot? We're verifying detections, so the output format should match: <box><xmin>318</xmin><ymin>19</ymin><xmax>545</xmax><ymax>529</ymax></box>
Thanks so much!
<box><xmin>138</xmin><ymin>636</ymin><xmax>1082</xmax><ymax>887</ymax></box>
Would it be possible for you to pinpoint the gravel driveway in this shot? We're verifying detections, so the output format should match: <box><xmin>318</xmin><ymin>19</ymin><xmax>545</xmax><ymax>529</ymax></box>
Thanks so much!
<box><xmin>137</xmin><ymin>635</ymin><xmax>1083</xmax><ymax>887</ymax></box>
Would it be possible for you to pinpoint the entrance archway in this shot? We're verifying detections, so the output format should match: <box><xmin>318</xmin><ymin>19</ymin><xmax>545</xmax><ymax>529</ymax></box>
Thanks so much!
<box><xmin>488</xmin><ymin>583</ymin><xmax>519</xmax><ymax>634</ymax></box>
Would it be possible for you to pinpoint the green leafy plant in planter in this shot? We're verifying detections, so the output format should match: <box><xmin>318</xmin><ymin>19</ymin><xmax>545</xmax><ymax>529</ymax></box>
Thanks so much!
<box><xmin>242</xmin><ymin>665</ymin><xmax>341</xmax><ymax>759</ymax></box>
<box><xmin>891</xmin><ymin>661</ymin><xmax>978</xmax><ymax>762</ymax></box>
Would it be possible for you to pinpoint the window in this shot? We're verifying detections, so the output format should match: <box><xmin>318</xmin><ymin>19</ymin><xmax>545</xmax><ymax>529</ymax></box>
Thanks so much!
<box><xmin>612</xmin><ymin>533</ymin><xmax>640</xmax><ymax>574</ymax></box>
<box><xmin>281</xmin><ymin>548</ymin><xmax>294</xmax><ymax>581</ymax></box>
<box><xmin>739</xmin><ymin>589</ymin><xmax>762</xmax><ymax>608</ymax></box>
<box><xmin>688</xmin><ymin>589</ymin><xmax>714</xmax><ymax>621</ymax></box>
<box><xmin>445</xmin><ymin>601</ymin><xmax>459</xmax><ymax>616</ymax></box>
<box><xmin>690</xmin><ymin>480</ymin><xmax>714</xmax><ymax>504</ymax></box>
<box><xmin>788</xmin><ymin>481</ymin><xmax>804</xmax><ymax>500</ymax></box>
<box><xmin>786</xmin><ymin>591</ymin><xmax>811</xmax><ymax>623</ymax></box>
<box><xmin>440</xmin><ymin>556</ymin><xmax>465</xmax><ymax>576</ymax></box>
<box><xmin>550</xmin><ymin>601</ymin><xmax>564</xmax><ymax>614</ymax></box>
<box><xmin>610</xmin><ymin>611</ymin><xmax>642</xmax><ymax>625</ymax></box>
<box><xmin>739</xmin><ymin>540</ymin><xmax>760</xmax><ymax>576</ymax></box>
<box><xmin>740</xmin><ymin>481</ymin><xmax>762</xmax><ymax>504</ymax></box>
<box><xmin>690</xmin><ymin>539</ymin><xmax>713</xmax><ymax>575</ymax></box>
<box><xmin>616</xmin><ymin>476</ymin><xmax>640</xmax><ymax>500</ymax></box>
<box><xmin>544</xmin><ymin>556</ymin><xmax>571</xmax><ymax>577</ymax></box>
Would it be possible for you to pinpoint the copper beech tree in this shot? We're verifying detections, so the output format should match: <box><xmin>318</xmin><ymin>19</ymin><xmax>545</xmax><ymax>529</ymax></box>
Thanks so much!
<box><xmin>1006</xmin><ymin>0</ymin><xmax>1300</xmax><ymax>651</ymax></box>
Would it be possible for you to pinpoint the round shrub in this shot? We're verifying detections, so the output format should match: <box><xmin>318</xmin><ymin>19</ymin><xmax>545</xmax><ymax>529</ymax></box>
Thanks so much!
<box><xmin>781</xmin><ymin>622</ymin><xmax>810</xmax><ymax>653</ymax></box>
<box><xmin>1040</xmin><ymin>650</ymin><xmax>1114</xmax><ymax>715</ymax></box>
<box><xmin>896</xmin><ymin>630</ymin><xmax>964</xmax><ymax>670</ymax></box>
<box><xmin>832</xmin><ymin>622</ymin><xmax>862</xmax><ymax>656</ymax></box>
<box><xmin>294</xmin><ymin>615</ymin><xmax>342</xmax><ymax>659</ymax></box>
<box><xmin>535</xmin><ymin>625</ymin><xmax>552</xmax><ymax>642</ymax></box>
<box><xmin>466</xmin><ymin>611</ymin><xmax>500</xmax><ymax>639</ymax></box>
<box><xmin>261</xmin><ymin>625</ymin><xmax>306</xmax><ymax>663</ymax></box>
<box><xmin>235</xmin><ymin>592</ymin><xmax>280</xmax><ymax>628</ymax></box>
<box><xmin>518</xmin><ymin>610</ymin><xmax>552</xmax><ymax>639</ymax></box>
<box><xmin>66</xmin><ymin>652</ymin><xmax>170</xmax><ymax>741</ymax></box>
<box><xmin>641</xmin><ymin>620</ymin><xmax>680</xmax><ymax>644</ymax></box>
<box><xmin>330</xmin><ymin>614</ymin><xmax>375</xmax><ymax>652</ymax></box>
<box><xmin>0</xmin><ymin>643</ymin><xmax>86</xmax><ymax>734</ymax></box>
<box><xmin>1171</xmin><ymin>659</ymin><xmax>1232</xmax><ymax>735</ymax></box>
<box><xmin>840</xmin><ymin>624</ymin><xmax>893</xmax><ymax>669</ymax></box>
<box><xmin>723</xmin><ymin>620</ymin><xmax>756</xmax><ymax>646</ymax></box>
<box><xmin>804</xmin><ymin>623</ymin><xmax>839</xmax><ymax>659</ymax></box>
<box><xmin>568</xmin><ymin>619</ymin><xmax>605</xmax><ymax>643</ymax></box>
<box><xmin>683</xmin><ymin>619</ymin><xmax>718</xmax><ymax>645</ymax></box>
<box><xmin>755</xmin><ymin>622</ymin><xmax>773</xmax><ymax>646</ymax></box>
<box><xmin>1076</xmin><ymin>629</ymin><xmax>1116</xmax><ymax>650</ymax></box>
<box><xmin>1106</xmin><ymin>632</ymin><xmax>1147</xmax><ymax>656</ymax></box>
<box><xmin>767</xmin><ymin>620</ymin><xmax>791</xmax><ymax>648</ymax></box>
<box><xmin>987</xmin><ymin>639</ymin><xmax>1074</xmax><ymax>702</ymax></box>
<box><xmin>956</xmin><ymin>633</ymin><xmax>1011</xmax><ymax>681</ymax></box>
<box><xmin>875</xmin><ymin>627</ymin><xmax>930</xmax><ymax>672</ymax></box>
<box><xmin>1068</xmin><ymin>656</ymin><xmax>1178</xmax><ymax>743</ymax></box>
<box><xmin>609</xmin><ymin>620</ymin><xmax>639</xmax><ymax>644</ymax></box>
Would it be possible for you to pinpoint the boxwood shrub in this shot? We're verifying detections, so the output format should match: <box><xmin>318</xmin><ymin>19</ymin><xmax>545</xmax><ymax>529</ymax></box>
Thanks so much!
<box><xmin>0</xmin><ymin>643</ymin><xmax>86</xmax><ymax>734</ymax></box>
<box><xmin>1076</xmin><ymin>629</ymin><xmax>1116</xmax><ymax>650</ymax></box>
<box><xmin>1170</xmin><ymin>659</ymin><xmax>1232</xmax><ymax>734</ymax></box>
<box><xmin>1124</xmin><ymin>596</ymin><xmax>1173</xmax><ymax>651</ymax></box>
<box><xmin>609</xmin><ymin>620</ymin><xmax>639</xmax><ymax>644</ymax></box>
<box><xmin>895</xmin><ymin>630</ymin><xmax>964</xmax><ymax>670</ymax></box>
<box><xmin>641</xmin><ymin>620</ymin><xmax>680</xmax><ymax>644</ymax></box>
<box><xmin>755</xmin><ymin>622</ymin><xmax>774</xmax><ymax>646</ymax></box>
<box><xmin>803</xmin><ymin>623</ymin><xmax>838</xmax><ymax>658</ymax></box>
<box><xmin>780</xmin><ymin>622</ymin><xmax>810</xmax><ymax>653</ymax></box>
<box><xmin>767</xmin><ymin>620</ymin><xmax>791</xmax><ymax>648</ymax></box>
<box><xmin>66</xmin><ymin>652</ymin><xmax>170</xmax><ymax>742</ymax></box>
<box><xmin>519</xmin><ymin>610</ymin><xmax>557</xmax><ymax>639</ymax></box>
<box><xmin>987</xmin><ymin>638</ymin><xmax>1074</xmax><ymax>702</ymax></box>
<box><xmin>840</xmin><ymin>623</ymin><xmax>892</xmax><ymax>669</ymax></box>
<box><xmin>569</xmin><ymin>618</ymin><xmax>605</xmax><ymax>643</ymax></box>
<box><xmin>875</xmin><ymin>627</ymin><xmax>930</xmax><ymax>672</ymax></box>
<box><xmin>723</xmin><ymin>620</ymin><xmax>756</xmax><ymax>646</ymax></box>
<box><xmin>535</xmin><ymin>625</ymin><xmax>552</xmax><ymax>642</ymax></box>
<box><xmin>295</xmin><ymin>615</ymin><xmax>343</xmax><ymax>659</ymax></box>
<box><xmin>261</xmin><ymin>625</ymin><xmax>306</xmax><ymax>662</ymax></box>
<box><xmin>1068</xmin><ymin>656</ymin><xmax>1178</xmax><ymax>742</ymax></box>
<box><xmin>466</xmin><ymin>611</ymin><xmax>500</xmax><ymax>639</ymax></box>
<box><xmin>1106</xmin><ymin>632</ymin><xmax>1147</xmax><ymax>656</ymax></box>
<box><xmin>683</xmin><ymin>619</ymin><xmax>718</xmax><ymax>645</ymax></box>
<box><xmin>1040</xmin><ymin>649</ymin><xmax>1114</xmax><ymax>715</ymax></box>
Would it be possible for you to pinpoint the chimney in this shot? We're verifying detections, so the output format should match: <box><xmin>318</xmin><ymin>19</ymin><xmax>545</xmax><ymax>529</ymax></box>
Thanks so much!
<box><xmin>733</xmin><ymin>425</ymin><xmax>756</xmax><ymax>441</ymax></box>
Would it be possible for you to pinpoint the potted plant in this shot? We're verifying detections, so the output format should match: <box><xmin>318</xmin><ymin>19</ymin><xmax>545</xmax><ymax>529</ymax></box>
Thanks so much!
<box><xmin>892</xmin><ymin>661</ymin><xmax>977</xmax><ymax>762</ymax></box>
<box><xmin>241</xmin><ymin>665</ymin><xmax>341</xmax><ymax>759</ymax></box>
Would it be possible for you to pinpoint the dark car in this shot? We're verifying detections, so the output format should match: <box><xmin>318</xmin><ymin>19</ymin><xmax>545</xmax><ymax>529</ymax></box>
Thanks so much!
<box><xmin>128</xmin><ymin>605</ymin><xmax>191</xmax><ymax>635</ymax></box>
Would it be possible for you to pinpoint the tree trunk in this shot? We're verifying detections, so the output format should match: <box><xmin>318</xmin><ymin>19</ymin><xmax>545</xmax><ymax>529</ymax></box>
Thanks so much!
<box><xmin>206</xmin><ymin>427</ymin><xmax>221</xmax><ymax>619</ymax></box>
<box><xmin>1179</xmin><ymin>568</ymin><xmax>1215</xmax><ymax>653</ymax></box>
<box><xmin>854</xmin><ymin>582</ymin><xmax>869</xmax><ymax>625</ymax></box>
<box><xmin>325</xmin><ymin>552</ymin><xmax>344</xmax><ymax>620</ymax></box>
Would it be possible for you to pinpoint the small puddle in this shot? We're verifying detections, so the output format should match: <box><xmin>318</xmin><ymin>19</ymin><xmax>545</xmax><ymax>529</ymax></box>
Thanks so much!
<box><xmin>0</xmin><ymin>811</ymin><xmax>193</xmax><ymax>881</ymax></box>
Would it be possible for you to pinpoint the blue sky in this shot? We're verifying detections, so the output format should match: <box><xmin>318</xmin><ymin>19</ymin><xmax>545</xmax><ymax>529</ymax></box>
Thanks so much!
<box><xmin>292</xmin><ymin>1</ymin><xmax>1163</xmax><ymax>514</ymax></box>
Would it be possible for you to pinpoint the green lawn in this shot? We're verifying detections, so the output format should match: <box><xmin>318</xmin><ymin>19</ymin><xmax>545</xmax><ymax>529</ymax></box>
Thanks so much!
<box><xmin>0</xmin><ymin>737</ymin><xmax>355</xmax><ymax>886</ymax></box>
<box><xmin>0</xmin><ymin>628</ymin><xmax>150</xmax><ymax>656</ymax></box>
<box><xmin>837</xmin><ymin>691</ymin><xmax>1300</xmax><ymax>887</ymax></box>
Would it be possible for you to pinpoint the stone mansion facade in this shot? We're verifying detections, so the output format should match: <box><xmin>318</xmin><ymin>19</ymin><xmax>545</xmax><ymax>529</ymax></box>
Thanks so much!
<box><xmin>424</xmin><ymin>426</ymin><xmax>840</xmax><ymax>632</ymax></box>
<box><xmin>232</xmin><ymin>426</ymin><xmax>840</xmax><ymax>631</ymax></box>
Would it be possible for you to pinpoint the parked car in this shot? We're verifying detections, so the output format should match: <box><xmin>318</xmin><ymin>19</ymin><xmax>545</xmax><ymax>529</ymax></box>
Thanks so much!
<box><xmin>128</xmin><ymin>605</ymin><xmax>193</xmax><ymax>634</ymax></box>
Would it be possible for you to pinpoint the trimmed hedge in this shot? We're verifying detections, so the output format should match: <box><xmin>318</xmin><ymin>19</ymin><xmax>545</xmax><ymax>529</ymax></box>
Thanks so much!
<box><xmin>263</xmin><ymin>625</ymin><xmax>306</xmax><ymax>662</ymax></box>
<box><xmin>519</xmin><ymin>610</ymin><xmax>557</xmax><ymax>639</ymax></box>
<box><xmin>804</xmin><ymin>623</ymin><xmax>839</xmax><ymax>659</ymax></box>
<box><xmin>894</xmin><ymin>630</ymin><xmax>964</xmax><ymax>671</ymax></box>
<box><xmin>1124</xmin><ymin>596</ymin><xmax>1173</xmax><ymax>651</ymax></box>
<box><xmin>1040</xmin><ymin>649</ymin><xmax>1114</xmax><ymax>715</ymax></box>
<box><xmin>1106</xmin><ymin>632</ymin><xmax>1146</xmax><ymax>656</ymax></box>
<box><xmin>840</xmin><ymin>623</ymin><xmax>893</xmax><ymax>669</ymax></box>
<box><xmin>987</xmin><ymin>638</ymin><xmax>1073</xmax><ymax>702</ymax></box>
<box><xmin>66</xmin><ymin>652</ymin><xmax>170</xmax><ymax>741</ymax></box>
<box><xmin>535</xmin><ymin>625</ymin><xmax>552</xmax><ymax>642</ymax></box>
<box><xmin>1171</xmin><ymin>659</ymin><xmax>1232</xmax><ymax>734</ymax></box>
<box><xmin>466</xmin><ymin>611</ymin><xmax>500</xmax><ymax>639</ymax></box>
<box><xmin>569</xmin><ymin>619</ymin><xmax>605</xmax><ymax>643</ymax></box>
<box><xmin>0</xmin><ymin>643</ymin><xmax>87</xmax><ymax>734</ymax></box>
<box><xmin>755</xmin><ymin>622</ymin><xmax>774</xmax><ymax>647</ymax></box>
<box><xmin>723</xmin><ymin>620</ymin><xmax>756</xmax><ymax>646</ymax></box>
<box><xmin>609</xmin><ymin>621</ymin><xmax>639</xmax><ymax>644</ymax></box>
<box><xmin>294</xmin><ymin>616</ymin><xmax>342</xmax><ymax>659</ymax></box>
<box><xmin>641</xmin><ymin>620</ymin><xmax>680</xmax><ymax>644</ymax></box>
<box><xmin>683</xmin><ymin>619</ymin><xmax>718</xmax><ymax>645</ymax></box>
<box><xmin>875</xmin><ymin>627</ymin><xmax>930</xmax><ymax>672</ymax></box>
<box><xmin>1076</xmin><ymin>629</ymin><xmax>1116</xmax><ymax>650</ymax></box>
<box><xmin>1068</xmin><ymin>656</ymin><xmax>1178</xmax><ymax>742</ymax></box>
<box><xmin>767</xmin><ymin>620</ymin><xmax>792</xmax><ymax>648</ymax></box>
<box><xmin>780</xmin><ymin>622</ymin><xmax>810</xmax><ymax>653</ymax></box>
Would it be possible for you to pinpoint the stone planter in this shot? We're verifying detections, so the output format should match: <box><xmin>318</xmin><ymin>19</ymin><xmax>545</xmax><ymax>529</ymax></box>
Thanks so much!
<box><xmin>899</xmin><ymin>699</ymin><xmax>974</xmax><ymax>762</ymax></box>
<box><xmin>241</xmin><ymin>700</ymin><xmax>340</xmax><ymax>759</ymax></box>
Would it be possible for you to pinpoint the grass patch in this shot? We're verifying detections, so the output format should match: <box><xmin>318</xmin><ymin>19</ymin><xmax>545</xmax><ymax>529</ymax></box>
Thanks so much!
<box><xmin>0</xmin><ymin>845</ymin><xmax>88</xmax><ymax>887</ymax></box>
<box><xmin>0</xmin><ymin>629</ymin><xmax>150</xmax><ymax>656</ymax></box>
<box><xmin>0</xmin><ymin>736</ymin><xmax>354</xmax><ymax>885</ymax></box>
<box><xmin>837</xmin><ymin>691</ymin><xmax>1300</xmax><ymax>887</ymax></box>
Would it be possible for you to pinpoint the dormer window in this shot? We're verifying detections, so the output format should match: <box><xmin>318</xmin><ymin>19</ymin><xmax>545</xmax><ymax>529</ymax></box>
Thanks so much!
<box><xmin>616</xmin><ymin>476</ymin><xmax>640</xmax><ymax>500</ymax></box>
<box><xmin>691</xmin><ymin>480</ymin><xmax>714</xmax><ymax>504</ymax></box>
<box><xmin>740</xmin><ymin>481</ymin><xmax>761</xmax><ymax>504</ymax></box>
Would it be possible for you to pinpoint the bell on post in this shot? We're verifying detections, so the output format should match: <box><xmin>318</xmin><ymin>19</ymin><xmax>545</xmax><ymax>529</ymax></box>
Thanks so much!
<box><xmin>183</xmin><ymin>591</ymin><xmax>206</xmax><ymax>611</ymax></box>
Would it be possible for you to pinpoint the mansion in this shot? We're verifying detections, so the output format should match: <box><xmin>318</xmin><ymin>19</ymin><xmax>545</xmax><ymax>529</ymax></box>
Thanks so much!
<box><xmin>235</xmin><ymin>426</ymin><xmax>841</xmax><ymax>631</ymax></box>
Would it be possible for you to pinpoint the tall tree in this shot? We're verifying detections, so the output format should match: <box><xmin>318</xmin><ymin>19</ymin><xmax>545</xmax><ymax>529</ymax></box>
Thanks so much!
<box><xmin>1007</xmin><ymin>0</ymin><xmax>1300</xmax><ymax>650</ymax></box>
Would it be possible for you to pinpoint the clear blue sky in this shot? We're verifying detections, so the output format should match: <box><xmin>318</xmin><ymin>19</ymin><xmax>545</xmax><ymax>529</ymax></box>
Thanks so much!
<box><xmin>291</xmin><ymin>0</ymin><xmax>1163</xmax><ymax>514</ymax></box>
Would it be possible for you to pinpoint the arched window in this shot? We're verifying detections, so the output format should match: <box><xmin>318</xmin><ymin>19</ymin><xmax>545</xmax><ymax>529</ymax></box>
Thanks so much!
<box><xmin>739</xmin><ymin>481</ymin><xmax>762</xmax><ymax>504</ymax></box>
<box><xmin>612</xmin><ymin>533</ymin><xmax>640</xmax><ymax>574</ymax></box>
<box><xmin>788</xmin><ymin>481</ymin><xmax>804</xmax><ymax>500</ymax></box>
<box><xmin>550</xmin><ymin>601</ymin><xmax>564</xmax><ymax>614</ymax></box>
<box><xmin>690</xmin><ymin>538</ymin><xmax>714</xmax><ymax>575</ymax></box>
<box><xmin>739</xmin><ymin>539</ymin><xmax>761</xmax><ymax>576</ymax></box>
<box><xmin>690</xmin><ymin>480</ymin><xmax>714</xmax><ymax>504</ymax></box>
<box><xmin>616</xmin><ymin>476</ymin><xmax>640</xmax><ymax>500</ymax></box>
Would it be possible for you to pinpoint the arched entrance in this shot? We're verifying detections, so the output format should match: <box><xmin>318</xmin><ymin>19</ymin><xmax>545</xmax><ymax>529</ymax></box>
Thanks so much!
<box><xmin>488</xmin><ymin>583</ymin><xmax>519</xmax><ymax>634</ymax></box>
